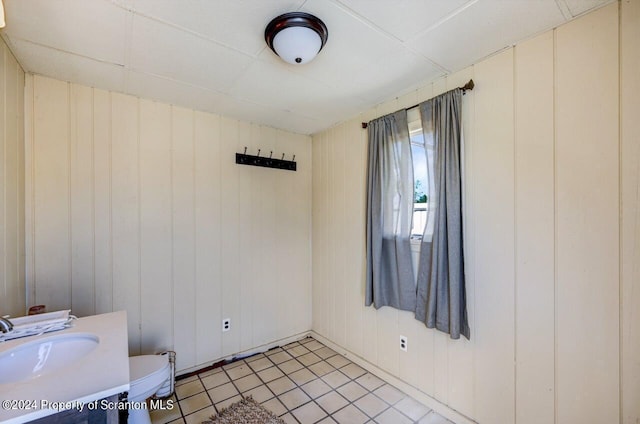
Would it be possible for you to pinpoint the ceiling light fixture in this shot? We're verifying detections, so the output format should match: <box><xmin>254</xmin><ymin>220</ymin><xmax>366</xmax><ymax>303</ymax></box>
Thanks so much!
<box><xmin>265</xmin><ymin>12</ymin><xmax>328</xmax><ymax>65</ymax></box>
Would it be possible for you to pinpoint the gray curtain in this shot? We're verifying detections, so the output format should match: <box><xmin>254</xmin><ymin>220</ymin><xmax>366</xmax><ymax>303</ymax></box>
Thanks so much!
<box><xmin>365</xmin><ymin>110</ymin><xmax>416</xmax><ymax>312</ymax></box>
<box><xmin>415</xmin><ymin>89</ymin><xmax>470</xmax><ymax>340</ymax></box>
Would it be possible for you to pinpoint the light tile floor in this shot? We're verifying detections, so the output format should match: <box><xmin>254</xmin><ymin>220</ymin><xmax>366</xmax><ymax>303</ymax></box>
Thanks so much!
<box><xmin>150</xmin><ymin>337</ymin><xmax>455</xmax><ymax>424</ymax></box>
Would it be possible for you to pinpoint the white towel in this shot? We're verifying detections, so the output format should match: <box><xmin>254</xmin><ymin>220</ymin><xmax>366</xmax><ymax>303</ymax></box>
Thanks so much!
<box><xmin>0</xmin><ymin>310</ymin><xmax>76</xmax><ymax>342</ymax></box>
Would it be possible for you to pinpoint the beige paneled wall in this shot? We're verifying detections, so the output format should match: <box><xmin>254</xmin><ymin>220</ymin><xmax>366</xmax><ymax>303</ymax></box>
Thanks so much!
<box><xmin>24</xmin><ymin>75</ymin><xmax>312</xmax><ymax>372</ymax></box>
<box><xmin>312</xmin><ymin>3</ymin><xmax>639</xmax><ymax>423</ymax></box>
<box><xmin>621</xmin><ymin>0</ymin><xmax>640</xmax><ymax>421</ymax></box>
<box><xmin>0</xmin><ymin>38</ymin><xmax>25</xmax><ymax>317</ymax></box>
<box><xmin>555</xmin><ymin>7</ymin><xmax>620</xmax><ymax>423</ymax></box>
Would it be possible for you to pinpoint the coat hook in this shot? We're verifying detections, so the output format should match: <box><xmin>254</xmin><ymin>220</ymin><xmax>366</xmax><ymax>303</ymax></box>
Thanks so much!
<box><xmin>269</xmin><ymin>151</ymin><xmax>273</xmax><ymax>159</ymax></box>
<box><xmin>257</xmin><ymin>149</ymin><xmax>261</xmax><ymax>157</ymax></box>
<box><xmin>292</xmin><ymin>154</ymin><xmax>296</xmax><ymax>162</ymax></box>
<box><xmin>281</xmin><ymin>153</ymin><xmax>285</xmax><ymax>160</ymax></box>
<box><xmin>243</xmin><ymin>146</ymin><xmax>247</xmax><ymax>154</ymax></box>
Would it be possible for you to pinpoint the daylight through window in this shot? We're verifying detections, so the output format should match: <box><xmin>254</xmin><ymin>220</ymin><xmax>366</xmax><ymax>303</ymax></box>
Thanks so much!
<box><xmin>408</xmin><ymin>107</ymin><xmax>434</xmax><ymax>241</ymax></box>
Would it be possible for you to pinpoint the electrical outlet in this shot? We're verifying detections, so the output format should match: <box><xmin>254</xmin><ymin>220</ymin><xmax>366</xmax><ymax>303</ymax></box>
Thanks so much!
<box><xmin>222</xmin><ymin>318</ymin><xmax>231</xmax><ymax>332</ymax></box>
<box><xmin>400</xmin><ymin>335</ymin><xmax>408</xmax><ymax>352</ymax></box>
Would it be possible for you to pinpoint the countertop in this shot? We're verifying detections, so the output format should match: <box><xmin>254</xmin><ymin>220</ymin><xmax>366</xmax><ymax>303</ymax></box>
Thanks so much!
<box><xmin>0</xmin><ymin>311</ymin><xmax>130</xmax><ymax>423</ymax></box>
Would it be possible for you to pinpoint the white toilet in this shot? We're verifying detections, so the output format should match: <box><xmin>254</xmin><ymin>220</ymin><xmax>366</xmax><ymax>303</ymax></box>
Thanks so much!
<box><xmin>128</xmin><ymin>354</ymin><xmax>172</xmax><ymax>424</ymax></box>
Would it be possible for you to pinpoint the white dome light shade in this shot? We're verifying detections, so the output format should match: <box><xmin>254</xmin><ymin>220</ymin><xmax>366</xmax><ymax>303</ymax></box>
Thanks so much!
<box><xmin>265</xmin><ymin>12</ymin><xmax>328</xmax><ymax>66</ymax></box>
<box><xmin>273</xmin><ymin>26</ymin><xmax>322</xmax><ymax>65</ymax></box>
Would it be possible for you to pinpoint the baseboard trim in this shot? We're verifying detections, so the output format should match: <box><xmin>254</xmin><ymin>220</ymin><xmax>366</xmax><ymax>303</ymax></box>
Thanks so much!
<box><xmin>176</xmin><ymin>330</ymin><xmax>312</xmax><ymax>376</ymax></box>
<box><xmin>309</xmin><ymin>331</ymin><xmax>477</xmax><ymax>424</ymax></box>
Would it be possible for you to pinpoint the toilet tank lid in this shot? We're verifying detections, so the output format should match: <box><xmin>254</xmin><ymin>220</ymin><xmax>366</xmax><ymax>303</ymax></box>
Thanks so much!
<box><xmin>129</xmin><ymin>355</ymin><xmax>169</xmax><ymax>381</ymax></box>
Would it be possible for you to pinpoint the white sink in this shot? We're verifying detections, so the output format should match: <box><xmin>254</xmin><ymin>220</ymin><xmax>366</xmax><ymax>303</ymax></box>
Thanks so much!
<box><xmin>0</xmin><ymin>333</ymin><xmax>99</xmax><ymax>384</ymax></box>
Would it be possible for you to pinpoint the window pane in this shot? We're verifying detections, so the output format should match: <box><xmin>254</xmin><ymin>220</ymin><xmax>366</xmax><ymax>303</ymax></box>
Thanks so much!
<box><xmin>411</xmin><ymin>132</ymin><xmax>428</xmax><ymax>238</ymax></box>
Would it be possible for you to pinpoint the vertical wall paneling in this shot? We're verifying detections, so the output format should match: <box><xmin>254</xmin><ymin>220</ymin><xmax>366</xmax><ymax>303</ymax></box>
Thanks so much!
<box><xmin>238</xmin><ymin>120</ymin><xmax>254</xmax><ymax>352</ymax></box>
<box><xmin>26</xmin><ymin>76</ymin><xmax>312</xmax><ymax>371</ymax></box>
<box><xmin>139</xmin><ymin>99</ymin><xmax>173</xmax><ymax>354</ymax></box>
<box><xmin>250</xmin><ymin>125</ymin><xmax>273</xmax><ymax>347</ymax></box>
<box><xmin>93</xmin><ymin>89</ymin><xmax>113</xmax><ymax>315</ymax></box>
<box><xmin>332</xmin><ymin>125</ymin><xmax>347</xmax><ymax>349</ymax></box>
<box><xmin>324</xmin><ymin>126</ymin><xmax>335</xmax><ymax>342</ymax></box>
<box><xmin>514</xmin><ymin>32</ymin><xmax>555</xmax><ymax>424</ymax></box>
<box><xmin>262</xmin><ymin>127</ymin><xmax>279</xmax><ymax>345</ymax></box>
<box><xmin>16</xmin><ymin>55</ymin><xmax>26</xmax><ymax>316</ymax></box>
<box><xmin>70</xmin><ymin>84</ymin><xmax>95</xmax><ymax>317</ymax></box>
<box><xmin>274</xmin><ymin>129</ymin><xmax>288</xmax><ymax>342</ymax></box>
<box><xmin>276</xmin><ymin>129</ymin><xmax>312</xmax><ymax>337</ymax></box>
<box><xmin>343</xmin><ymin>120</ymin><xmax>364</xmax><ymax>356</ymax></box>
<box><xmin>555</xmin><ymin>4</ymin><xmax>620</xmax><ymax>423</ymax></box>
<box><xmin>220</xmin><ymin>117</ymin><xmax>241</xmax><ymax>357</ymax></box>
<box><xmin>3</xmin><ymin>48</ymin><xmax>16</xmax><ymax>313</ymax></box>
<box><xmin>316</xmin><ymin>130</ymin><xmax>327</xmax><ymax>338</ymax></box>
<box><xmin>0</xmin><ymin>38</ymin><xmax>25</xmax><ymax>317</ymax></box>
<box><xmin>110</xmin><ymin>92</ymin><xmax>141</xmax><ymax>355</ymax></box>
<box><xmin>33</xmin><ymin>77</ymin><xmax>71</xmax><ymax>312</ymax></box>
<box><xmin>2</xmin><ymin>45</ymin><xmax>12</xmax><ymax>311</ymax></box>
<box><xmin>194</xmin><ymin>111</ymin><xmax>222</xmax><ymax>364</ymax></box>
<box><xmin>621</xmin><ymin>1</ymin><xmax>640</xmax><ymax>422</ymax></box>
<box><xmin>311</xmin><ymin>127</ymin><xmax>322</xmax><ymax>334</ymax></box>
<box><xmin>472</xmin><ymin>49</ymin><xmax>516</xmax><ymax>424</ymax></box>
<box><xmin>312</xmin><ymin>130</ymin><xmax>329</xmax><ymax>334</ymax></box>
<box><xmin>309</xmin><ymin>5</ymin><xmax>628</xmax><ymax>423</ymax></box>
<box><xmin>24</xmin><ymin>74</ymin><xmax>34</xmax><ymax>310</ymax></box>
<box><xmin>171</xmin><ymin>106</ymin><xmax>196</xmax><ymax>371</ymax></box>
<box><xmin>0</xmin><ymin>44</ymin><xmax>7</xmax><ymax>314</ymax></box>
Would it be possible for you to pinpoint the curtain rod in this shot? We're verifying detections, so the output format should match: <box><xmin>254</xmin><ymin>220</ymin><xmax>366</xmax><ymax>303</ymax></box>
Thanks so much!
<box><xmin>361</xmin><ymin>79</ymin><xmax>474</xmax><ymax>129</ymax></box>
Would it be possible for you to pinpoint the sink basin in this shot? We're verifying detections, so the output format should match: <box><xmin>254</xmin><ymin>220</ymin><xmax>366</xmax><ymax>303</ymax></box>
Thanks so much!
<box><xmin>0</xmin><ymin>333</ymin><xmax>99</xmax><ymax>384</ymax></box>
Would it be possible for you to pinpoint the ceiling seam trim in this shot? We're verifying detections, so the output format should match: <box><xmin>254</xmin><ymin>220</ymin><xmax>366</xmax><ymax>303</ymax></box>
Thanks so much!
<box><xmin>6</xmin><ymin>36</ymin><xmax>125</xmax><ymax>68</ymax></box>
<box><xmin>554</xmin><ymin>0</ymin><xmax>573</xmax><ymax>20</ymax></box>
<box><xmin>126</xmin><ymin>68</ymin><xmax>231</xmax><ymax>96</ymax></box>
<box><xmin>307</xmin><ymin>0</ymin><xmax>451</xmax><ymax>74</ymax></box>
<box><xmin>128</xmin><ymin>12</ymin><xmax>258</xmax><ymax>60</ymax></box>
<box><xmin>406</xmin><ymin>0</ymin><xmax>482</xmax><ymax>42</ymax></box>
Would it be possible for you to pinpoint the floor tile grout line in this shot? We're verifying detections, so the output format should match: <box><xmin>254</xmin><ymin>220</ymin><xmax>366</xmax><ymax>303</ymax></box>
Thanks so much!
<box><xmin>216</xmin><ymin>364</ymin><xmax>245</xmax><ymax>414</ymax></box>
<box><xmin>160</xmin><ymin>337</ymin><xmax>442</xmax><ymax>424</ymax></box>
<box><xmin>270</xmin><ymin>344</ymin><xmax>355</xmax><ymax>420</ymax></box>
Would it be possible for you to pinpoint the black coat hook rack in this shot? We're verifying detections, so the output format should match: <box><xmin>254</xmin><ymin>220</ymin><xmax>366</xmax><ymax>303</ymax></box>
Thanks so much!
<box><xmin>236</xmin><ymin>147</ymin><xmax>297</xmax><ymax>171</ymax></box>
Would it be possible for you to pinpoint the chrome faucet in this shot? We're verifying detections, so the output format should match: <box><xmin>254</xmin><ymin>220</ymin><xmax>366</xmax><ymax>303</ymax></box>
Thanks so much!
<box><xmin>0</xmin><ymin>316</ymin><xmax>13</xmax><ymax>333</ymax></box>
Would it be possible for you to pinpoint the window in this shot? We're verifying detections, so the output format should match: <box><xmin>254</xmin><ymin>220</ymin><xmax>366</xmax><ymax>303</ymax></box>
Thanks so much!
<box><xmin>408</xmin><ymin>107</ymin><xmax>434</xmax><ymax>241</ymax></box>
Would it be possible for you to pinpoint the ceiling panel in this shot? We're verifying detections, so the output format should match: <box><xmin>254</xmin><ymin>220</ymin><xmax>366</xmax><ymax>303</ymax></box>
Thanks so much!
<box><xmin>127</xmin><ymin>68</ymin><xmax>326</xmax><ymax>135</ymax></box>
<box><xmin>125</xmin><ymin>69</ymin><xmax>232</xmax><ymax>113</ymax></box>
<box><xmin>333</xmin><ymin>0</ymin><xmax>472</xmax><ymax>41</ymax></box>
<box><xmin>276</xmin><ymin>0</ymin><xmax>407</xmax><ymax>83</ymax></box>
<box><xmin>129</xmin><ymin>14</ymin><xmax>254</xmax><ymax>92</ymax></box>
<box><xmin>3</xmin><ymin>0</ymin><xmax>128</xmax><ymax>65</ymax></box>
<box><xmin>8</xmin><ymin>38</ymin><xmax>126</xmax><ymax>92</ymax></box>
<box><xmin>0</xmin><ymin>0</ymin><xmax>614</xmax><ymax>135</ymax></box>
<box><xmin>407</xmin><ymin>0</ymin><xmax>567</xmax><ymax>72</ymax></box>
<box><xmin>345</xmin><ymin>47</ymin><xmax>445</xmax><ymax>104</ymax></box>
<box><xmin>117</xmin><ymin>0</ymin><xmax>307</xmax><ymax>57</ymax></box>
<box><xmin>213</xmin><ymin>96</ymin><xmax>326</xmax><ymax>135</ymax></box>
<box><xmin>563</xmin><ymin>0</ymin><xmax>611</xmax><ymax>17</ymax></box>
<box><xmin>228</xmin><ymin>59</ymin><xmax>334</xmax><ymax>110</ymax></box>
<box><xmin>274</xmin><ymin>0</ymin><xmax>445</xmax><ymax>99</ymax></box>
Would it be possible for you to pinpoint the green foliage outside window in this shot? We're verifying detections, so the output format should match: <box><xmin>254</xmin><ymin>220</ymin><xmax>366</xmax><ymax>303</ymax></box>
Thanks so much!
<box><xmin>415</xmin><ymin>180</ymin><xmax>428</xmax><ymax>203</ymax></box>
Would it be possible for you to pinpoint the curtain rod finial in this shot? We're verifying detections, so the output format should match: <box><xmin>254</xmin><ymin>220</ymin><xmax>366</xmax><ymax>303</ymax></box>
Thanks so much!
<box><xmin>461</xmin><ymin>79</ymin><xmax>474</xmax><ymax>93</ymax></box>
